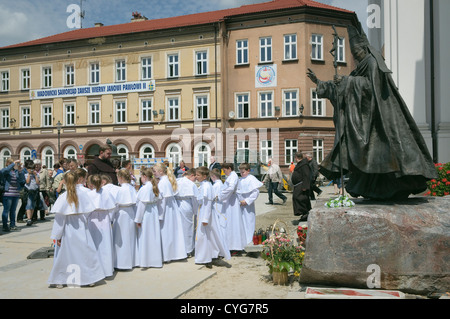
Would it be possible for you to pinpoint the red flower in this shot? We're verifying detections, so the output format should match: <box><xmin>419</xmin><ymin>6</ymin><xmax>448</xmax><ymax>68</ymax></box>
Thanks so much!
<box><xmin>433</xmin><ymin>192</ymin><xmax>437</xmax><ymax>196</ymax></box>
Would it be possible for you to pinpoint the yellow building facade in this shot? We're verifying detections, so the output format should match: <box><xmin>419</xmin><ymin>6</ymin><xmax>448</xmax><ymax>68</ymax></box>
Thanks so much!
<box><xmin>0</xmin><ymin>0</ymin><xmax>357</xmax><ymax>174</ymax></box>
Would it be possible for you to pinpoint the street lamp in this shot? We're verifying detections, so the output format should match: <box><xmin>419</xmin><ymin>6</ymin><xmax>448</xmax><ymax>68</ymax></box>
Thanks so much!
<box><xmin>56</xmin><ymin>121</ymin><xmax>62</xmax><ymax>161</ymax></box>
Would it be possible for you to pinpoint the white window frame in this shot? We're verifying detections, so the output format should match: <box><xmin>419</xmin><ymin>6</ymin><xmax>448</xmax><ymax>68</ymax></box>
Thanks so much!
<box><xmin>89</xmin><ymin>101</ymin><xmax>101</xmax><ymax>125</ymax></box>
<box><xmin>285</xmin><ymin>139</ymin><xmax>298</xmax><ymax>165</ymax></box>
<box><xmin>166</xmin><ymin>143</ymin><xmax>182</xmax><ymax>166</ymax></box>
<box><xmin>42</xmin><ymin>66</ymin><xmax>52</xmax><ymax>88</ymax></box>
<box><xmin>42</xmin><ymin>146</ymin><xmax>55</xmax><ymax>169</ymax></box>
<box><xmin>141</xmin><ymin>98</ymin><xmax>153</xmax><ymax>123</ymax></box>
<box><xmin>1</xmin><ymin>108</ymin><xmax>9</xmax><ymax>129</ymax></box>
<box><xmin>20</xmin><ymin>147</ymin><xmax>32</xmax><ymax>163</ymax></box>
<box><xmin>259</xmin><ymin>37</ymin><xmax>272</xmax><ymax>63</ymax></box>
<box><xmin>313</xmin><ymin>139</ymin><xmax>324</xmax><ymax>163</ymax></box>
<box><xmin>283</xmin><ymin>89</ymin><xmax>299</xmax><ymax>117</ymax></box>
<box><xmin>0</xmin><ymin>148</ymin><xmax>12</xmax><ymax>169</ymax></box>
<box><xmin>236</xmin><ymin>39</ymin><xmax>249</xmax><ymax>65</ymax></box>
<box><xmin>311</xmin><ymin>34</ymin><xmax>324</xmax><ymax>61</ymax></box>
<box><xmin>65</xmin><ymin>103</ymin><xmax>75</xmax><ymax>126</ymax></box>
<box><xmin>65</xmin><ymin>64</ymin><xmax>75</xmax><ymax>86</ymax></box>
<box><xmin>311</xmin><ymin>89</ymin><xmax>325</xmax><ymax>117</ymax></box>
<box><xmin>116</xmin><ymin>144</ymin><xmax>129</xmax><ymax>161</ymax></box>
<box><xmin>284</xmin><ymin>34</ymin><xmax>297</xmax><ymax>60</ymax></box>
<box><xmin>167</xmin><ymin>96</ymin><xmax>180</xmax><ymax>121</ymax></box>
<box><xmin>42</xmin><ymin>105</ymin><xmax>52</xmax><ymax>127</ymax></box>
<box><xmin>140</xmin><ymin>144</ymin><xmax>155</xmax><ymax>159</ymax></box>
<box><xmin>167</xmin><ymin>53</ymin><xmax>179</xmax><ymax>78</ymax></box>
<box><xmin>337</xmin><ymin>37</ymin><xmax>346</xmax><ymax>63</ymax></box>
<box><xmin>115</xmin><ymin>100</ymin><xmax>127</xmax><ymax>124</ymax></box>
<box><xmin>1</xmin><ymin>70</ymin><xmax>10</xmax><ymax>92</ymax></box>
<box><xmin>21</xmin><ymin>68</ymin><xmax>30</xmax><ymax>90</ymax></box>
<box><xmin>194</xmin><ymin>142</ymin><xmax>211</xmax><ymax>167</ymax></box>
<box><xmin>195</xmin><ymin>50</ymin><xmax>208</xmax><ymax>76</ymax></box>
<box><xmin>63</xmin><ymin>146</ymin><xmax>77</xmax><ymax>160</ymax></box>
<box><xmin>258</xmin><ymin>91</ymin><xmax>274</xmax><ymax>118</ymax></box>
<box><xmin>141</xmin><ymin>56</ymin><xmax>152</xmax><ymax>80</ymax></box>
<box><xmin>89</xmin><ymin>62</ymin><xmax>100</xmax><ymax>85</ymax></box>
<box><xmin>260</xmin><ymin>140</ymin><xmax>273</xmax><ymax>164</ymax></box>
<box><xmin>21</xmin><ymin>106</ymin><xmax>31</xmax><ymax>128</ymax></box>
<box><xmin>195</xmin><ymin>94</ymin><xmax>209</xmax><ymax>120</ymax></box>
<box><xmin>236</xmin><ymin>92</ymin><xmax>250</xmax><ymax>119</ymax></box>
<box><xmin>115</xmin><ymin>60</ymin><xmax>126</xmax><ymax>82</ymax></box>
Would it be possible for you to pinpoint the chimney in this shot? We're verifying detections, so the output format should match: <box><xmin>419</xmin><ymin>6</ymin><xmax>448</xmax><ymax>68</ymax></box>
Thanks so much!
<box><xmin>94</xmin><ymin>22</ymin><xmax>104</xmax><ymax>27</ymax></box>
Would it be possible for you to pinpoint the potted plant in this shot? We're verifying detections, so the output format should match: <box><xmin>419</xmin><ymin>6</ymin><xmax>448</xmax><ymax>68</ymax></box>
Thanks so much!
<box><xmin>261</xmin><ymin>231</ymin><xmax>305</xmax><ymax>285</ymax></box>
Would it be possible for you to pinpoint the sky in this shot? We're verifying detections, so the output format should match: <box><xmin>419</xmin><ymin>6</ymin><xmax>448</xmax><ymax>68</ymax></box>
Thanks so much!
<box><xmin>0</xmin><ymin>0</ymin><xmax>370</xmax><ymax>48</ymax></box>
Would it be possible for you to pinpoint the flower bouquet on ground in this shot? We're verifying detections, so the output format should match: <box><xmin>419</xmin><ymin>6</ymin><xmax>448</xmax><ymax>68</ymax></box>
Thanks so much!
<box><xmin>261</xmin><ymin>223</ymin><xmax>305</xmax><ymax>285</ymax></box>
<box><xmin>297</xmin><ymin>225</ymin><xmax>307</xmax><ymax>246</ymax></box>
<box><xmin>425</xmin><ymin>162</ymin><xmax>450</xmax><ymax>197</ymax></box>
<box><xmin>324</xmin><ymin>195</ymin><xmax>355</xmax><ymax>208</ymax></box>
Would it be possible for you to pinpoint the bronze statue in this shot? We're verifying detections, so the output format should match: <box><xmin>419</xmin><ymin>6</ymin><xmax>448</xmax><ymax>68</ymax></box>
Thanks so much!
<box><xmin>307</xmin><ymin>24</ymin><xmax>437</xmax><ymax>200</ymax></box>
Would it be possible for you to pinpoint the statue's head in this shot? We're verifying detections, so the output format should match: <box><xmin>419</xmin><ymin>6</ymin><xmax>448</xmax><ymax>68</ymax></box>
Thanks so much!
<box><xmin>348</xmin><ymin>25</ymin><xmax>369</xmax><ymax>62</ymax></box>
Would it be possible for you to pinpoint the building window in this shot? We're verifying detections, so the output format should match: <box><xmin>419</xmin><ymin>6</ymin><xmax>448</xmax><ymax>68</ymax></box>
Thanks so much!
<box><xmin>20</xmin><ymin>147</ymin><xmax>32</xmax><ymax>162</ymax></box>
<box><xmin>260</xmin><ymin>37</ymin><xmax>272</xmax><ymax>63</ymax></box>
<box><xmin>236</xmin><ymin>39</ymin><xmax>248</xmax><ymax>65</ymax></box>
<box><xmin>311</xmin><ymin>90</ymin><xmax>325</xmax><ymax>116</ymax></box>
<box><xmin>65</xmin><ymin>104</ymin><xmax>75</xmax><ymax>126</ymax></box>
<box><xmin>283</xmin><ymin>89</ymin><xmax>298</xmax><ymax>117</ymax></box>
<box><xmin>141</xmin><ymin>57</ymin><xmax>152</xmax><ymax>80</ymax></box>
<box><xmin>166</xmin><ymin>143</ymin><xmax>181</xmax><ymax>166</ymax></box>
<box><xmin>141</xmin><ymin>99</ymin><xmax>153</xmax><ymax>123</ymax></box>
<box><xmin>260</xmin><ymin>140</ymin><xmax>272</xmax><ymax>164</ymax></box>
<box><xmin>65</xmin><ymin>65</ymin><xmax>75</xmax><ymax>86</ymax></box>
<box><xmin>42</xmin><ymin>147</ymin><xmax>55</xmax><ymax>169</ymax></box>
<box><xmin>21</xmin><ymin>106</ymin><xmax>30</xmax><ymax>128</ymax></box>
<box><xmin>313</xmin><ymin>139</ymin><xmax>324</xmax><ymax>163</ymax></box>
<box><xmin>90</xmin><ymin>63</ymin><xmax>100</xmax><ymax>84</ymax></box>
<box><xmin>196</xmin><ymin>95</ymin><xmax>208</xmax><ymax>120</ymax></box>
<box><xmin>311</xmin><ymin>34</ymin><xmax>323</xmax><ymax>61</ymax></box>
<box><xmin>115</xmin><ymin>101</ymin><xmax>126</xmax><ymax>123</ymax></box>
<box><xmin>140</xmin><ymin>144</ymin><xmax>155</xmax><ymax>159</ymax></box>
<box><xmin>21</xmin><ymin>69</ymin><xmax>30</xmax><ymax>90</ymax></box>
<box><xmin>259</xmin><ymin>91</ymin><xmax>273</xmax><ymax>118</ymax></box>
<box><xmin>116</xmin><ymin>60</ymin><xmax>126</xmax><ymax>82</ymax></box>
<box><xmin>285</xmin><ymin>139</ymin><xmax>298</xmax><ymax>165</ymax></box>
<box><xmin>236</xmin><ymin>93</ymin><xmax>250</xmax><ymax>119</ymax></box>
<box><xmin>337</xmin><ymin>37</ymin><xmax>346</xmax><ymax>62</ymax></box>
<box><xmin>195</xmin><ymin>51</ymin><xmax>208</xmax><ymax>76</ymax></box>
<box><xmin>194</xmin><ymin>142</ymin><xmax>211</xmax><ymax>167</ymax></box>
<box><xmin>0</xmin><ymin>148</ymin><xmax>12</xmax><ymax>169</ymax></box>
<box><xmin>42</xmin><ymin>105</ymin><xmax>52</xmax><ymax>127</ymax></box>
<box><xmin>167</xmin><ymin>97</ymin><xmax>180</xmax><ymax>121</ymax></box>
<box><xmin>64</xmin><ymin>146</ymin><xmax>77</xmax><ymax>159</ymax></box>
<box><xmin>43</xmin><ymin>67</ymin><xmax>52</xmax><ymax>88</ymax></box>
<box><xmin>284</xmin><ymin>34</ymin><xmax>297</xmax><ymax>60</ymax></box>
<box><xmin>168</xmin><ymin>54</ymin><xmax>179</xmax><ymax>78</ymax></box>
<box><xmin>89</xmin><ymin>102</ymin><xmax>100</xmax><ymax>125</ymax></box>
<box><xmin>1</xmin><ymin>71</ymin><xmax>9</xmax><ymax>92</ymax></box>
<box><xmin>1</xmin><ymin>108</ymin><xmax>9</xmax><ymax>129</ymax></box>
<box><xmin>116</xmin><ymin>144</ymin><xmax>129</xmax><ymax>161</ymax></box>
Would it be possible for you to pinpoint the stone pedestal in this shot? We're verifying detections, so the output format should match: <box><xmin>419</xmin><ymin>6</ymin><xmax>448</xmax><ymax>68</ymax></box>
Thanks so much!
<box><xmin>299</xmin><ymin>196</ymin><xmax>450</xmax><ymax>295</ymax></box>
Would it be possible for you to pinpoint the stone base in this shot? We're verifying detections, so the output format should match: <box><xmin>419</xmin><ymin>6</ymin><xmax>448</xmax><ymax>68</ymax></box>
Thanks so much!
<box><xmin>299</xmin><ymin>196</ymin><xmax>450</xmax><ymax>296</ymax></box>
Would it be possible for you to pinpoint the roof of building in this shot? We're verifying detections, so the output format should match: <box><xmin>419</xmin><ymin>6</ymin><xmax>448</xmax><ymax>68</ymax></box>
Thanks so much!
<box><xmin>1</xmin><ymin>0</ymin><xmax>354</xmax><ymax>50</ymax></box>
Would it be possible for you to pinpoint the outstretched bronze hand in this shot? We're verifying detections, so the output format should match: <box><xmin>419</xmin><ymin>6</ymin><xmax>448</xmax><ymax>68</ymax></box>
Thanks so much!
<box><xmin>307</xmin><ymin>68</ymin><xmax>319</xmax><ymax>84</ymax></box>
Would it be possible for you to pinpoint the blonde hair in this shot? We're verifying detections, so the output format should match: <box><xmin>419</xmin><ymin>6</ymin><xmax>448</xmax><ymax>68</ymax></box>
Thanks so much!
<box><xmin>64</xmin><ymin>171</ymin><xmax>79</xmax><ymax>209</ymax></box>
<box><xmin>210</xmin><ymin>168</ymin><xmax>221</xmax><ymax>179</ymax></box>
<box><xmin>88</xmin><ymin>174</ymin><xmax>102</xmax><ymax>192</ymax></box>
<box><xmin>74</xmin><ymin>168</ymin><xmax>87</xmax><ymax>181</ymax></box>
<box><xmin>154</xmin><ymin>163</ymin><xmax>177</xmax><ymax>192</ymax></box>
<box><xmin>196</xmin><ymin>166</ymin><xmax>210</xmax><ymax>178</ymax></box>
<box><xmin>141</xmin><ymin>167</ymin><xmax>159</xmax><ymax>197</ymax></box>
<box><xmin>117</xmin><ymin>168</ymin><xmax>131</xmax><ymax>183</ymax></box>
<box><xmin>101</xmin><ymin>174</ymin><xmax>113</xmax><ymax>185</ymax></box>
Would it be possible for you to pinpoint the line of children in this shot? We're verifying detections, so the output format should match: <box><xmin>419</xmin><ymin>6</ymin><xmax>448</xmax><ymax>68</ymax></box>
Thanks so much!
<box><xmin>48</xmin><ymin>161</ymin><xmax>261</xmax><ymax>288</ymax></box>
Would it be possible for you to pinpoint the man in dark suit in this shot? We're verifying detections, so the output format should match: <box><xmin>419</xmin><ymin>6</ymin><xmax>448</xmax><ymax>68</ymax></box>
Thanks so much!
<box><xmin>209</xmin><ymin>156</ymin><xmax>221</xmax><ymax>171</ymax></box>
